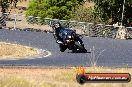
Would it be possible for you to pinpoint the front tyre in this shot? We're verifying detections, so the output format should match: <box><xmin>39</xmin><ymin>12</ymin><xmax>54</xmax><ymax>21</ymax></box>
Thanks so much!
<box><xmin>59</xmin><ymin>44</ymin><xmax>67</xmax><ymax>52</ymax></box>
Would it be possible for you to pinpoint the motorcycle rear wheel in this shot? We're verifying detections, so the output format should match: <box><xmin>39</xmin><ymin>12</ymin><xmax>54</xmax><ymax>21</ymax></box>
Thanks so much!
<box><xmin>74</xmin><ymin>42</ymin><xmax>87</xmax><ymax>53</ymax></box>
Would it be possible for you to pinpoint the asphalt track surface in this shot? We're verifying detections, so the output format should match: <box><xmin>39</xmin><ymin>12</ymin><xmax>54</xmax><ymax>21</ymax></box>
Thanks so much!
<box><xmin>0</xmin><ymin>29</ymin><xmax>132</xmax><ymax>67</ymax></box>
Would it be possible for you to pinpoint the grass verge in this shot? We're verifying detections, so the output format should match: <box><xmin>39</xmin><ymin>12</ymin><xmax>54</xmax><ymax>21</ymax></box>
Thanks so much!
<box><xmin>0</xmin><ymin>42</ymin><xmax>49</xmax><ymax>60</ymax></box>
<box><xmin>0</xmin><ymin>66</ymin><xmax>131</xmax><ymax>87</ymax></box>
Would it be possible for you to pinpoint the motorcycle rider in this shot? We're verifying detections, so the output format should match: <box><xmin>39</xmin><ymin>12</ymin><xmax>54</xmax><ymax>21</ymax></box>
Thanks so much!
<box><xmin>52</xmin><ymin>22</ymin><xmax>63</xmax><ymax>44</ymax></box>
<box><xmin>52</xmin><ymin>22</ymin><xmax>68</xmax><ymax>52</ymax></box>
<box><xmin>52</xmin><ymin>22</ymin><xmax>85</xmax><ymax>52</ymax></box>
<box><xmin>52</xmin><ymin>22</ymin><xmax>83</xmax><ymax>44</ymax></box>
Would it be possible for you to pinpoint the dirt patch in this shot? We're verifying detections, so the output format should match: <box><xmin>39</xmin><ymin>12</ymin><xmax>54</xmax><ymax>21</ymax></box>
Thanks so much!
<box><xmin>0</xmin><ymin>42</ymin><xmax>50</xmax><ymax>60</ymax></box>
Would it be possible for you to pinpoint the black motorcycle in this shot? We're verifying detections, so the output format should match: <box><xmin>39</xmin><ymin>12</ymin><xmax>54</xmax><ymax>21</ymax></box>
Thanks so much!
<box><xmin>55</xmin><ymin>28</ymin><xmax>87</xmax><ymax>53</ymax></box>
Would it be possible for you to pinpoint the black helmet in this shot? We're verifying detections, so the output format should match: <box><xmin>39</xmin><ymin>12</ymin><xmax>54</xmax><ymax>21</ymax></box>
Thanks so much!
<box><xmin>52</xmin><ymin>22</ymin><xmax>61</xmax><ymax>29</ymax></box>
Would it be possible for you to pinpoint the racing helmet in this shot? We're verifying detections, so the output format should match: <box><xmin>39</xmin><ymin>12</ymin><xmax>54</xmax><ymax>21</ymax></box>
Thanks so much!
<box><xmin>53</xmin><ymin>22</ymin><xmax>61</xmax><ymax>29</ymax></box>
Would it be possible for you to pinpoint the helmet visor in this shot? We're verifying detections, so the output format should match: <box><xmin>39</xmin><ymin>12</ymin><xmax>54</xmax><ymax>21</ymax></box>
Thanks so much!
<box><xmin>55</xmin><ymin>23</ymin><xmax>60</xmax><ymax>28</ymax></box>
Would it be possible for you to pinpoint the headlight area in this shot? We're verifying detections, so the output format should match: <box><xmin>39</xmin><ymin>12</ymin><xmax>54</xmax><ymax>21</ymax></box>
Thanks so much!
<box><xmin>68</xmin><ymin>35</ymin><xmax>72</xmax><ymax>38</ymax></box>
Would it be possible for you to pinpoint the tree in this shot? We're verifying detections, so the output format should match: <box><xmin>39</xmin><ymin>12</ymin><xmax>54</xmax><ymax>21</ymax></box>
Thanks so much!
<box><xmin>26</xmin><ymin>0</ymin><xmax>84</xmax><ymax>20</ymax></box>
<box><xmin>94</xmin><ymin>0</ymin><xmax>132</xmax><ymax>26</ymax></box>
<box><xmin>71</xmin><ymin>5</ymin><xmax>102</xmax><ymax>23</ymax></box>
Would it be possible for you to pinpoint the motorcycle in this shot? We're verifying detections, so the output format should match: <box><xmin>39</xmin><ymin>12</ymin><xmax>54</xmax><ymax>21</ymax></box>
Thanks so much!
<box><xmin>55</xmin><ymin>28</ymin><xmax>87</xmax><ymax>53</ymax></box>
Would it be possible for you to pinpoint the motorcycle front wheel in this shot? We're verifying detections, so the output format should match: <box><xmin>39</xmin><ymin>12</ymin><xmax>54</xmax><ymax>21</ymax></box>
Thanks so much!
<box><xmin>59</xmin><ymin>44</ymin><xmax>67</xmax><ymax>52</ymax></box>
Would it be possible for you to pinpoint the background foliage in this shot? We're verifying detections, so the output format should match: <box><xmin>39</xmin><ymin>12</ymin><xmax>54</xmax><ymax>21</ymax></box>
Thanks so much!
<box><xmin>94</xmin><ymin>0</ymin><xmax>132</xmax><ymax>26</ymax></box>
<box><xmin>0</xmin><ymin>0</ymin><xmax>9</xmax><ymax>13</ymax></box>
<box><xmin>0</xmin><ymin>0</ymin><xmax>18</xmax><ymax>13</ymax></box>
<box><xmin>26</xmin><ymin>0</ymin><xmax>84</xmax><ymax>20</ymax></box>
<box><xmin>71</xmin><ymin>5</ymin><xmax>102</xmax><ymax>23</ymax></box>
<box><xmin>1</xmin><ymin>0</ymin><xmax>132</xmax><ymax>26</ymax></box>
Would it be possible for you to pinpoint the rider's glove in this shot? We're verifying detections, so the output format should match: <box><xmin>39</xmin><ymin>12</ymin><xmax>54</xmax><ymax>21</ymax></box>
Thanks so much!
<box><xmin>56</xmin><ymin>40</ymin><xmax>63</xmax><ymax>44</ymax></box>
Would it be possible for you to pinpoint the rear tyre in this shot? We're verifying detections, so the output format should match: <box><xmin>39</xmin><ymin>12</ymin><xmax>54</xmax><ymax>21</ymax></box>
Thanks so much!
<box><xmin>72</xmin><ymin>47</ymin><xmax>78</xmax><ymax>53</ymax></box>
<box><xmin>75</xmin><ymin>42</ymin><xmax>87</xmax><ymax>53</ymax></box>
